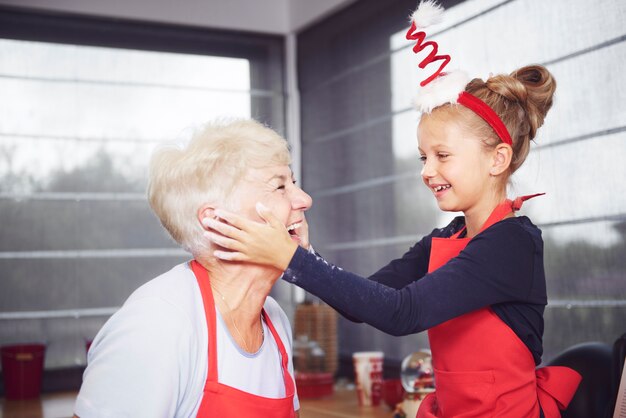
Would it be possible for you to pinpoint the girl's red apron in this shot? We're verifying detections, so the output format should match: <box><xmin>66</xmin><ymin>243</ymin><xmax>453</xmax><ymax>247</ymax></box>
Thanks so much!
<box><xmin>190</xmin><ymin>260</ymin><xmax>296</xmax><ymax>418</ymax></box>
<box><xmin>417</xmin><ymin>196</ymin><xmax>581</xmax><ymax>418</ymax></box>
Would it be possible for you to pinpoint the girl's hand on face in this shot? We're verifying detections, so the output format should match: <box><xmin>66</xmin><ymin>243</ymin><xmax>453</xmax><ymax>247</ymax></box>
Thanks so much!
<box><xmin>201</xmin><ymin>203</ymin><xmax>299</xmax><ymax>271</ymax></box>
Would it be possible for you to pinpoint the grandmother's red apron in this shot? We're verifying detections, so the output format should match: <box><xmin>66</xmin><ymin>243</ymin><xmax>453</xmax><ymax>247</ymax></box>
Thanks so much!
<box><xmin>417</xmin><ymin>196</ymin><xmax>581</xmax><ymax>418</ymax></box>
<box><xmin>190</xmin><ymin>260</ymin><xmax>296</xmax><ymax>418</ymax></box>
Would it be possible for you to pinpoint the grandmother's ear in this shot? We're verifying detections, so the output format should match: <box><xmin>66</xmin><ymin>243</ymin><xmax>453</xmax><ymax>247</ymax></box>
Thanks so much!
<box><xmin>197</xmin><ymin>204</ymin><xmax>217</xmax><ymax>225</ymax></box>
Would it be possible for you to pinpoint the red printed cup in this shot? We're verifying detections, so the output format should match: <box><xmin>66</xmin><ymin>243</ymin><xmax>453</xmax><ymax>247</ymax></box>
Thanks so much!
<box><xmin>353</xmin><ymin>351</ymin><xmax>384</xmax><ymax>406</ymax></box>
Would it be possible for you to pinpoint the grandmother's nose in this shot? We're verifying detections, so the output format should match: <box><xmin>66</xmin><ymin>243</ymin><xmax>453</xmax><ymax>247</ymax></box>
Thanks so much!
<box><xmin>291</xmin><ymin>187</ymin><xmax>312</xmax><ymax>211</ymax></box>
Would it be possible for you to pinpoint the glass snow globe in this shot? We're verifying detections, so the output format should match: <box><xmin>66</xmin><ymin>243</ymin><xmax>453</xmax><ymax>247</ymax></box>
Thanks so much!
<box><xmin>398</xmin><ymin>350</ymin><xmax>435</xmax><ymax>416</ymax></box>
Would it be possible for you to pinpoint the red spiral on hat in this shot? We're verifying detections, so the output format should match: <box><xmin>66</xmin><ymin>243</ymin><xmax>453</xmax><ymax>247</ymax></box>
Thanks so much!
<box><xmin>405</xmin><ymin>4</ymin><xmax>513</xmax><ymax>146</ymax></box>
<box><xmin>405</xmin><ymin>20</ymin><xmax>450</xmax><ymax>87</ymax></box>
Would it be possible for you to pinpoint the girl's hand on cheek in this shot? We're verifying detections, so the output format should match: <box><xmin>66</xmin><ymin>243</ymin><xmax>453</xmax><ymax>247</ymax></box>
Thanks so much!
<box><xmin>201</xmin><ymin>203</ymin><xmax>298</xmax><ymax>270</ymax></box>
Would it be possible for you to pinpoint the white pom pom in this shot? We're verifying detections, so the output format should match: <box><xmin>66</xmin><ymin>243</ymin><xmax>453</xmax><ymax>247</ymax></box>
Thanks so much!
<box><xmin>410</xmin><ymin>0</ymin><xmax>444</xmax><ymax>28</ymax></box>
<box><xmin>413</xmin><ymin>71</ymin><xmax>470</xmax><ymax>113</ymax></box>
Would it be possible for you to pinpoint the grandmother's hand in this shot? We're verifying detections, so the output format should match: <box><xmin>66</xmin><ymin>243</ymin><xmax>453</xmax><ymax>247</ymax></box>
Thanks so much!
<box><xmin>202</xmin><ymin>203</ymin><xmax>299</xmax><ymax>271</ymax></box>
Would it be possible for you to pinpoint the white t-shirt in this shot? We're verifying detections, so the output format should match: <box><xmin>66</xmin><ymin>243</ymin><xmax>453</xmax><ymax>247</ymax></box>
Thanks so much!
<box><xmin>74</xmin><ymin>262</ymin><xmax>299</xmax><ymax>418</ymax></box>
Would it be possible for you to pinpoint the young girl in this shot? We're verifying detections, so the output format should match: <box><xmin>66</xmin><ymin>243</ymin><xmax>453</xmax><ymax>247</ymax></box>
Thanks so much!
<box><xmin>202</xmin><ymin>6</ymin><xmax>581</xmax><ymax>417</ymax></box>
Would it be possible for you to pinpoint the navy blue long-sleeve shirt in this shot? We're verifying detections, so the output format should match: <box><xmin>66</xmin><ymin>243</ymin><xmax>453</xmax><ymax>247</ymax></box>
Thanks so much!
<box><xmin>283</xmin><ymin>216</ymin><xmax>547</xmax><ymax>364</ymax></box>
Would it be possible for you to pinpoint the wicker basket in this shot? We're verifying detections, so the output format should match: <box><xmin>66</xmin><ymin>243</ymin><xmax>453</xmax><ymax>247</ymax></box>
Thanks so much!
<box><xmin>294</xmin><ymin>302</ymin><xmax>338</xmax><ymax>375</ymax></box>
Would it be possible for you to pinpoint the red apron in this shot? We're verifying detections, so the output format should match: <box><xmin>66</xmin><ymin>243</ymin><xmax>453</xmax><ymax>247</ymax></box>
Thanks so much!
<box><xmin>190</xmin><ymin>260</ymin><xmax>296</xmax><ymax>418</ymax></box>
<box><xmin>417</xmin><ymin>196</ymin><xmax>581</xmax><ymax>418</ymax></box>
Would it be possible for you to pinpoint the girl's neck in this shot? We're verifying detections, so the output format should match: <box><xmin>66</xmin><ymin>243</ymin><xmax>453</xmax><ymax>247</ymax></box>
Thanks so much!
<box><xmin>463</xmin><ymin>192</ymin><xmax>508</xmax><ymax>238</ymax></box>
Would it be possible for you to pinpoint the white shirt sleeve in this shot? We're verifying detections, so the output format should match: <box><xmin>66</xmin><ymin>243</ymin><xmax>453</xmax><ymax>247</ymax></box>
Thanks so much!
<box><xmin>74</xmin><ymin>297</ymin><xmax>196</xmax><ymax>418</ymax></box>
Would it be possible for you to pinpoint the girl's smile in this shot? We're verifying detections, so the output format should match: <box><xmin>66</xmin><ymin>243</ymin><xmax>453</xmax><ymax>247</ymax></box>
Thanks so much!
<box><xmin>417</xmin><ymin>108</ymin><xmax>504</xmax><ymax>234</ymax></box>
<box><xmin>429</xmin><ymin>183</ymin><xmax>452</xmax><ymax>200</ymax></box>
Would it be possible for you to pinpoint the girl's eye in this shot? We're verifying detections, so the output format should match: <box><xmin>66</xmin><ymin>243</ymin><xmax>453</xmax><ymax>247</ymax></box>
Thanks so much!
<box><xmin>419</xmin><ymin>156</ymin><xmax>427</xmax><ymax>163</ymax></box>
<box><xmin>438</xmin><ymin>153</ymin><xmax>449</xmax><ymax>160</ymax></box>
<box><xmin>276</xmin><ymin>184</ymin><xmax>286</xmax><ymax>191</ymax></box>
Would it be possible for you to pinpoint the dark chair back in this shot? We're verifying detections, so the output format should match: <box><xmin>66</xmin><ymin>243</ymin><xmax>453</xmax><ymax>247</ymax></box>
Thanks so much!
<box><xmin>608</xmin><ymin>333</ymin><xmax>626</xmax><ymax>417</ymax></box>
<box><xmin>546</xmin><ymin>342</ymin><xmax>612</xmax><ymax>418</ymax></box>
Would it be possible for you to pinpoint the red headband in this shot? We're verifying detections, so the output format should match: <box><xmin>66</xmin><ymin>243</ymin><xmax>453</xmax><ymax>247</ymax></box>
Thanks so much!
<box><xmin>407</xmin><ymin>1</ymin><xmax>513</xmax><ymax>146</ymax></box>
<box><xmin>457</xmin><ymin>92</ymin><xmax>513</xmax><ymax>145</ymax></box>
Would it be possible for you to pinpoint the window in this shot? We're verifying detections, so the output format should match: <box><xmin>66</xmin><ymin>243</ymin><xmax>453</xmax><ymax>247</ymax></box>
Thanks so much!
<box><xmin>0</xmin><ymin>7</ymin><xmax>284</xmax><ymax>369</ymax></box>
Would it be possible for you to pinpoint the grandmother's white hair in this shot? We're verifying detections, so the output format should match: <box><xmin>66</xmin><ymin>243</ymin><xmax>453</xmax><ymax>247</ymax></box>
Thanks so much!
<box><xmin>147</xmin><ymin>119</ymin><xmax>291</xmax><ymax>256</ymax></box>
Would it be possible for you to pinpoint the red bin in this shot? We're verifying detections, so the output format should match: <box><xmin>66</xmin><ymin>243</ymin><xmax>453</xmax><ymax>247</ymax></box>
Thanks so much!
<box><xmin>1</xmin><ymin>343</ymin><xmax>46</xmax><ymax>399</ymax></box>
<box><xmin>295</xmin><ymin>372</ymin><xmax>334</xmax><ymax>399</ymax></box>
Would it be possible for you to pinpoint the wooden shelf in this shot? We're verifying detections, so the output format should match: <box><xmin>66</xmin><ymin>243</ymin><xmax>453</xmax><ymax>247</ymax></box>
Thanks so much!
<box><xmin>300</xmin><ymin>388</ymin><xmax>395</xmax><ymax>418</ymax></box>
<box><xmin>1</xmin><ymin>388</ymin><xmax>396</xmax><ymax>418</ymax></box>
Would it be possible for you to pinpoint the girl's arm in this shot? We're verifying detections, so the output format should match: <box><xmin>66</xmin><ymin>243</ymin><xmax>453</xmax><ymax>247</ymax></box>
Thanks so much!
<box><xmin>204</xmin><ymin>203</ymin><xmax>430</xmax><ymax>288</ymax></box>
<box><xmin>204</xmin><ymin>204</ymin><xmax>537</xmax><ymax>336</ymax></box>
<box><xmin>284</xmin><ymin>226</ymin><xmax>537</xmax><ymax>336</ymax></box>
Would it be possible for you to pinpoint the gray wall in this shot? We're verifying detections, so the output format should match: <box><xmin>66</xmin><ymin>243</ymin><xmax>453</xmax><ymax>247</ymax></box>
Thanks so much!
<box><xmin>297</xmin><ymin>0</ymin><xmax>626</xmax><ymax>367</ymax></box>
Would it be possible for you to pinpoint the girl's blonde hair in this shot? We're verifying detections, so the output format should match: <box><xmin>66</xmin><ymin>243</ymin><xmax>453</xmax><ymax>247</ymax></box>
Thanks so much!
<box><xmin>147</xmin><ymin>119</ymin><xmax>291</xmax><ymax>255</ymax></box>
<box><xmin>435</xmin><ymin>65</ymin><xmax>557</xmax><ymax>179</ymax></box>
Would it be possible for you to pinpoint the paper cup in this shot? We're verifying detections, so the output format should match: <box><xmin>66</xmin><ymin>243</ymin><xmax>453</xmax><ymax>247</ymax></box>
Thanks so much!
<box><xmin>353</xmin><ymin>351</ymin><xmax>384</xmax><ymax>406</ymax></box>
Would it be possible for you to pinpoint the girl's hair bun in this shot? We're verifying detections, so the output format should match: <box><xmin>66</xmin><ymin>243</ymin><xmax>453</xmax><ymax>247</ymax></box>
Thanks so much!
<box><xmin>464</xmin><ymin>64</ymin><xmax>556</xmax><ymax>173</ymax></box>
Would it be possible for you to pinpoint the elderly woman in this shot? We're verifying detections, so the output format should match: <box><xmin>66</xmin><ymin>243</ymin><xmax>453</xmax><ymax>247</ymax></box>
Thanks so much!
<box><xmin>74</xmin><ymin>119</ymin><xmax>311</xmax><ymax>418</ymax></box>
